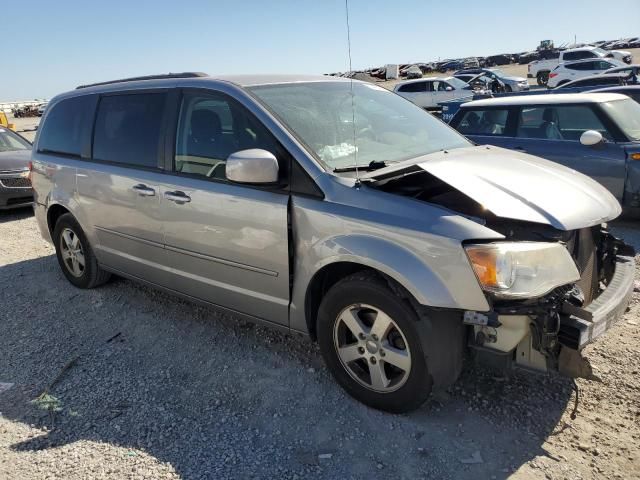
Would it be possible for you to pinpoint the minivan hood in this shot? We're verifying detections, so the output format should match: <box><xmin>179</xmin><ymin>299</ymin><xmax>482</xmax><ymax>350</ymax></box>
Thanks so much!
<box><xmin>0</xmin><ymin>149</ymin><xmax>31</xmax><ymax>172</ymax></box>
<box><xmin>363</xmin><ymin>146</ymin><xmax>621</xmax><ymax>231</ymax></box>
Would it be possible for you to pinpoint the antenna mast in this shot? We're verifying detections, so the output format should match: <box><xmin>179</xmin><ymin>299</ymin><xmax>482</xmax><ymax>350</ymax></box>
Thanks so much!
<box><xmin>345</xmin><ymin>0</ymin><xmax>360</xmax><ymax>187</ymax></box>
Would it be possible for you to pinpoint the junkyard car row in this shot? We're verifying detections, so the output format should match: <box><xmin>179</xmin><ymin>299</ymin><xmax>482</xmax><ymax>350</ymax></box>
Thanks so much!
<box><xmin>14</xmin><ymin>69</ymin><xmax>633</xmax><ymax>413</ymax></box>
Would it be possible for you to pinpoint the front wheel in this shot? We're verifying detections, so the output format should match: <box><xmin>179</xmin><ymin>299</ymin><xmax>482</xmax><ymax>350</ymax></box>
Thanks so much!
<box><xmin>53</xmin><ymin>213</ymin><xmax>111</xmax><ymax>288</ymax></box>
<box><xmin>317</xmin><ymin>272</ymin><xmax>434</xmax><ymax>413</ymax></box>
<box><xmin>536</xmin><ymin>71</ymin><xmax>549</xmax><ymax>86</ymax></box>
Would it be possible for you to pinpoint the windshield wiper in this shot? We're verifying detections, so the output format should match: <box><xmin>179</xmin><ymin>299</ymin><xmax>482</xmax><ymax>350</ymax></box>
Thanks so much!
<box><xmin>333</xmin><ymin>160</ymin><xmax>387</xmax><ymax>173</ymax></box>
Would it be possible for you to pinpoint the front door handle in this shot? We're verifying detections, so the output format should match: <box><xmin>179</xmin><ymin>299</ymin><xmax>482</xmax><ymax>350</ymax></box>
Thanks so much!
<box><xmin>132</xmin><ymin>184</ymin><xmax>156</xmax><ymax>196</ymax></box>
<box><xmin>164</xmin><ymin>191</ymin><xmax>191</xmax><ymax>203</ymax></box>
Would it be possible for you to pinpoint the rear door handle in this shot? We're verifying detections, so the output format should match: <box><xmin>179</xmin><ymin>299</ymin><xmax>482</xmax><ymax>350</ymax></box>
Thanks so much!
<box><xmin>164</xmin><ymin>190</ymin><xmax>191</xmax><ymax>203</ymax></box>
<box><xmin>132</xmin><ymin>184</ymin><xmax>156</xmax><ymax>196</ymax></box>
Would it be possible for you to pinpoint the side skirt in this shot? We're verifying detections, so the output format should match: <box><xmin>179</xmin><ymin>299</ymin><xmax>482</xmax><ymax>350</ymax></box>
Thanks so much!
<box><xmin>100</xmin><ymin>264</ymin><xmax>305</xmax><ymax>337</ymax></box>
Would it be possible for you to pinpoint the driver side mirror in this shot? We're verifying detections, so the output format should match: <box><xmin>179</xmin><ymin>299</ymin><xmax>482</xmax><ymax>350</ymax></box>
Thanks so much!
<box><xmin>580</xmin><ymin>130</ymin><xmax>604</xmax><ymax>147</ymax></box>
<box><xmin>445</xmin><ymin>86</ymin><xmax>454</xmax><ymax>91</ymax></box>
<box><xmin>226</xmin><ymin>149</ymin><xmax>279</xmax><ymax>184</ymax></box>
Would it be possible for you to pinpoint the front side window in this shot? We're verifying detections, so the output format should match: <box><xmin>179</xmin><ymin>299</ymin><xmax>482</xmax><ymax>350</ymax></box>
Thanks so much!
<box><xmin>516</xmin><ymin>105</ymin><xmax>611</xmax><ymax>141</ymax></box>
<box><xmin>175</xmin><ymin>92</ymin><xmax>282</xmax><ymax>180</ymax></box>
<box><xmin>38</xmin><ymin>95</ymin><xmax>95</xmax><ymax>157</ymax></box>
<box><xmin>93</xmin><ymin>93</ymin><xmax>165</xmax><ymax>168</ymax></box>
<box><xmin>249</xmin><ymin>81</ymin><xmax>470</xmax><ymax>170</ymax></box>
<box><xmin>456</xmin><ymin>109</ymin><xmax>508</xmax><ymax>136</ymax></box>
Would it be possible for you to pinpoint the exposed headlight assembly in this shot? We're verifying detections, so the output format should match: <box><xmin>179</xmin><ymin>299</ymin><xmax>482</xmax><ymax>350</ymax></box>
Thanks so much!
<box><xmin>465</xmin><ymin>242</ymin><xmax>579</xmax><ymax>299</ymax></box>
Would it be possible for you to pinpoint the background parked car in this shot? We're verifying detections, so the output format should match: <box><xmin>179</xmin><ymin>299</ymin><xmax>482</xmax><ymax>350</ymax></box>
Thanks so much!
<box><xmin>454</xmin><ymin>67</ymin><xmax>529</xmax><ymax>92</ymax></box>
<box><xmin>604</xmin><ymin>64</ymin><xmax>640</xmax><ymax>80</ymax></box>
<box><xmin>518</xmin><ymin>51</ymin><xmax>539</xmax><ymax>64</ymax></box>
<box><xmin>529</xmin><ymin>46</ymin><xmax>633</xmax><ymax>86</ymax></box>
<box><xmin>437</xmin><ymin>60</ymin><xmax>465</xmax><ymax>73</ymax></box>
<box><xmin>405</xmin><ymin>65</ymin><xmax>423</xmax><ymax>79</ymax></box>
<box><xmin>485</xmin><ymin>54</ymin><xmax>513</xmax><ymax>66</ymax></box>
<box><xmin>547</xmin><ymin>58</ymin><xmax>625</xmax><ymax>88</ymax></box>
<box><xmin>552</xmin><ymin>73</ymin><xmax>630</xmax><ymax>90</ymax></box>
<box><xmin>449</xmin><ymin>93</ymin><xmax>640</xmax><ymax>212</ymax></box>
<box><xmin>393</xmin><ymin>76</ymin><xmax>476</xmax><ymax>110</ymax></box>
<box><xmin>0</xmin><ymin>127</ymin><xmax>33</xmax><ymax>210</ymax></box>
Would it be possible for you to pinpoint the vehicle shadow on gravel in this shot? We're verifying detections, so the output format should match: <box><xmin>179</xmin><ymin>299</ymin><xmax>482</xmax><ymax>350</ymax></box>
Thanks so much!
<box><xmin>0</xmin><ymin>254</ymin><xmax>576</xmax><ymax>479</ymax></box>
<box><xmin>0</xmin><ymin>207</ymin><xmax>33</xmax><ymax>224</ymax></box>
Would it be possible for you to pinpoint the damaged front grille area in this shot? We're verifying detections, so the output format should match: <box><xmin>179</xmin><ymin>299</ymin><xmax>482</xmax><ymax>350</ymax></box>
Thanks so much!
<box><xmin>469</xmin><ymin>224</ymin><xmax>632</xmax><ymax>378</ymax></box>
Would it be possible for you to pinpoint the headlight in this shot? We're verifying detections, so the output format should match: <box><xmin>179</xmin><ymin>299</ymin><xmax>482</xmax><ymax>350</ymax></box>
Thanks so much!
<box><xmin>465</xmin><ymin>242</ymin><xmax>579</xmax><ymax>299</ymax></box>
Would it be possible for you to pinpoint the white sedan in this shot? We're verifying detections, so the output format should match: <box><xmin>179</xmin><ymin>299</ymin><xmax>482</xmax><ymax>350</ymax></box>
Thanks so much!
<box><xmin>547</xmin><ymin>58</ymin><xmax>625</xmax><ymax>88</ymax></box>
<box><xmin>393</xmin><ymin>77</ymin><xmax>476</xmax><ymax>109</ymax></box>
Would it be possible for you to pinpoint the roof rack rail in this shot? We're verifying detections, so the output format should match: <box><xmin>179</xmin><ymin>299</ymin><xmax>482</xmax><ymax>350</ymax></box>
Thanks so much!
<box><xmin>76</xmin><ymin>72</ymin><xmax>208</xmax><ymax>89</ymax></box>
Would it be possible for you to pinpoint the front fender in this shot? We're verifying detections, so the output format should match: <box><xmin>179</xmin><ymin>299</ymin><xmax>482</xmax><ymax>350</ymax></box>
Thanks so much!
<box><xmin>312</xmin><ymin>234</ymin><xmax>489</xmax><ymax>312</ymax></box>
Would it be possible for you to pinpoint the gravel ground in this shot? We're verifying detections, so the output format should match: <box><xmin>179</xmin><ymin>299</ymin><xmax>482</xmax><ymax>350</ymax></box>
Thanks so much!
<box><xmin>1</xmin><ymin>209</ymin><xmax>639</xmax><ymax>480</ymax></box>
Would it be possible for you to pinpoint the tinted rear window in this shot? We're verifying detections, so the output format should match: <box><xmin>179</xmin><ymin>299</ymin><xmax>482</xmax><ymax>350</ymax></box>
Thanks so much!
<box><xmin>93</xmin><ymin>93</ymin><xmax>165</xmax><ymax>168</ymax></box>
<box><xmin>38</xmin><ymin>95</ymin><xmax>95</xmax><ymax>156</ymax></box>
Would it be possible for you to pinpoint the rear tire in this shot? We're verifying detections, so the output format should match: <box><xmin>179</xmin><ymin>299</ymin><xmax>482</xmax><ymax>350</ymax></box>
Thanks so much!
<box><xmin>53</xmin><ymin>213</ymin><xmax>111</xmax><ymax>289</ymax></box>
<box><xmin>317</xmin><ymin>272</ymin><xmax>436</xmax><ymax>413</ymax></box>
<box><xmin>537</xmin><ymin>71</ymin><xmax>549</xmax><ymax>86</ymax></box>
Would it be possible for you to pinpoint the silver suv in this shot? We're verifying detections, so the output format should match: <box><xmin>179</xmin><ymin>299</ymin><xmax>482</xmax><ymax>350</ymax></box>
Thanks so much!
<box><xmin>32</xmin><ymin>73</ymin><xmax>635</xmax><ymax>412</ymax></box>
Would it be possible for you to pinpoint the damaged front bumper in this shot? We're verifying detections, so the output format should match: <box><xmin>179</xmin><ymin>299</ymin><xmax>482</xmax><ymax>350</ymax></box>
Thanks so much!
<box><xmin>559</xmin><ymin>249</ymin><xmax>635</xmax><ymax>350</ymax></box>
<box><xmin>467</xmin><ymin>236</ymin><xmax>635</xmax><ymax>378</ymax></box>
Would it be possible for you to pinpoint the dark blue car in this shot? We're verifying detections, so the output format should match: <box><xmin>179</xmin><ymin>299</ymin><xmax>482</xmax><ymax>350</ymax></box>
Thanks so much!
<box><xmin>449</xmin><ymin>93</ymin><xmax>640</xmax><ymax>213</ymax></box>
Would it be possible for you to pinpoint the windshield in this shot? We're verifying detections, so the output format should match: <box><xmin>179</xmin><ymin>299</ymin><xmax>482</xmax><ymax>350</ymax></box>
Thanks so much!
<box><xmin>602</xmin><ymin>98</ymin><xmax>640</xmax><ymax>141</ymax></box>
<box><xmin>488</xmin><ymin>68</ymin><xmax>506</xmax><ymax>77</ymax></box>
<box><xmin>0</xmin><ymin>128</ymin><xmax>31</xmax><ymax>152</ymax></box>
<box><xmin>249</xmin><ymin>81</ymin><xmax>470</xmax><ymax>170</ymax></box>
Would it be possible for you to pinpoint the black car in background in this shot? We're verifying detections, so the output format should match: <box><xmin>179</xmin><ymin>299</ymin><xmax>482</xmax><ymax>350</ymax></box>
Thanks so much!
<box><xmin>0</xmin><ymin>127</ymin><xmax>33</xmax><ymax>210</ymax></box>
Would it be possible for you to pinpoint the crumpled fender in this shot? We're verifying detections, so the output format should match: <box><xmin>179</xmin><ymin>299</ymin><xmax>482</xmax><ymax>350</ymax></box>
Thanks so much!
<box><xmin>308</xmin><ymin>234</ymin><xmax>490</xmax><ymax>312</ymax></box>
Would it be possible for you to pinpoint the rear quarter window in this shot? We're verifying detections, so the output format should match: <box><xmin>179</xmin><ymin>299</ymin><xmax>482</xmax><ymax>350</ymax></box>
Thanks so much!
<box><xmin>38</xmin><ymin>95</ymin><xmax>96</xmax><ymax>157</ymax></box>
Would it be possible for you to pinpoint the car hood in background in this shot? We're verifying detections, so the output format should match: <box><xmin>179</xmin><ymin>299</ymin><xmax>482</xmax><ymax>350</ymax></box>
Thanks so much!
<box><xmin>610</xmin><ymin>49</ymin><xmax>631</xmax><ymax>57</ymax></box>
<box><xmin>363</xmin><ymin>146</ymin><xmax>621</xmax><ymax>231</ymax></box>
<box><xmin>0</xmin><ymin>149</ymin><xmax>31</xmax><ymax>172</ymax></box>
<box><xmin>502</xmin><ymin>75</ymin><xmax>527</xmax><ymax>82</ymax></box>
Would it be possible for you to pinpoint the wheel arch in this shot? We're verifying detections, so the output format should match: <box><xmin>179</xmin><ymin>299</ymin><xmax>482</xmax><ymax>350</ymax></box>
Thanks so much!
<box><xmin>46</xmin><ymin>203</ymin><xmax>71</xmax><ymax>234</ymax></box>
<box><xmin>300</xmin><ymin>235</ymin><xmax>486</xmax><ymax>340</ymax></box>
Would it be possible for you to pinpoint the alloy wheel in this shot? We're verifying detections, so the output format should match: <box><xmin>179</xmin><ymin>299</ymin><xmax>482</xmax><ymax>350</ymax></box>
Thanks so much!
<box><xmin>333</xmin><ymin>304</ymin><xmax>412</xmax><ymax>393</ymax></box>
<box><xmin>60</xmin><ymin>227</ymin><xmax>85</xmax><ymax>277</ymax></box>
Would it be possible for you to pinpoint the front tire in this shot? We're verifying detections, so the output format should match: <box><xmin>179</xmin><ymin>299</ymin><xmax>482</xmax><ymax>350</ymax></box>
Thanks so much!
<box><xmin>317</xmin><ymin>272</ymin><xmax>433</xmax><ymax>413</ymax></box>
<box><xmin>53</xmin><ymin>213</ymin><xmax>111</xmax><ymax>289</ymax></box>
<box><xmin>536</xmin><ymin>71</ymin><xmax>549</xmax><ymax>86</ymax></box>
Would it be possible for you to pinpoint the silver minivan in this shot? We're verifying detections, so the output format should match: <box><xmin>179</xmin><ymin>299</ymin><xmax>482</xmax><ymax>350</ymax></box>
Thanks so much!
<box><xmin>32</xmin><ymin>73</ymin><xmax>635</xmax><ymax>412</ymax></box>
